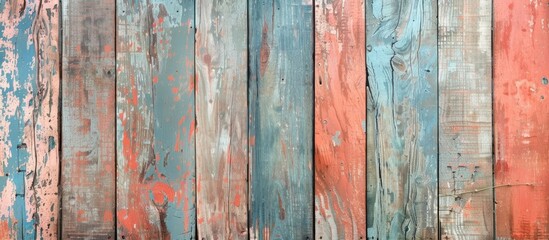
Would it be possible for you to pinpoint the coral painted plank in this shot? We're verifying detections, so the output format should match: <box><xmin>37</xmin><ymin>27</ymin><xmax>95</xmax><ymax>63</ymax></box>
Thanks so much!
<box><xmin>366</xmin><ymin>0</ymin><xmax>438</xmax><ymax>238</ymax></box>
<box><xmin>116</xmin><ymin>0</ymin><xmax>196</xmax><ymax>239</ymax></box>
<box><xmin>438</xmin><ymin>0</ymin><xmax>493</xmax><ymax>238</ymax></box>
<box><xmin>248</xmin><ymin>0</ymin><xmax>314</xmax><ymax>238</ymax></box>
<box><xmin>313</xmin><ymin>0</ymin><xmax>366</xmax><ymax>238</ymax></box>
<box><xmin>494</xmin><ymin>1</ymin><xmax>549</xmax><ymax>239</ymax></box>
<box><xmin>195</xmin><ymin>0</ymin><xmax>248</xmax><ymax>238</ymax></box>
<box><xmin>0</xmin><ymin>0</ymin><xmax>60</xmax><ymax>238</ymax></box>
<box><xmin>61</xmin><ymin>0</ymin><xmax>116</xmax><ymax>238</ymax></box>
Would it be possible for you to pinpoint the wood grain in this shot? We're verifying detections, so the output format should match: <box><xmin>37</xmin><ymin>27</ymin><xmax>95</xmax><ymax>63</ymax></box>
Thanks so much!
<box><xmin>196</xmin><ymin>0</ymin><xmax>248</xmax><ymax>239</ymax></box>
<box><xmin>494</xmin><ymin>1</ymin><xmax>549</xmax><ymax>239</ymax></box>
<box><xmin>314</xmin><ymin>0</ymin><xmax>366</xmax><ymax>238</ymax></box>
<box><xmin>248</xmin><ymin>0</ymin><xmax>314</xmax><ymax>238</ymax></box>
<box><xmin>116</xmin><ymin>0</ymin><xmax>196</xmax><ymax>239</ymax></box>
<box><xmin>438</xmin><ymin>0</ymin><xmax>493</xmax><ymax>238</ymax></box>
<box><xmin>366</xmin><ymin>0</ymin><xmax>438</xmax><ymax>238</ymax></box>
<box><xmin>61</xmin><ymin>0</ymin><xmax>116</xmax><ymax>238</ymax></box>
<box><xmin>0</xmin><ymin>0</ymin><xmax>60</xmax><ymax>238</ymax></box>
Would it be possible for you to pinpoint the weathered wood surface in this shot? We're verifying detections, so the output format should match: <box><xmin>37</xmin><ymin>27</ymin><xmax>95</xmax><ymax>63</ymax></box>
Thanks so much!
<box><xmin>248</xmin><ymin>0</ymin><xmax>314</xmax><ymax>238</ymax></box>
<box><xmin>116</xmin><ymin>0</ymin><xmax>196</xmax><ymax>239</ymax></box>
<box><xmin>0</xmin><ymin>0</ymin><xmax>60</xmax><ymax>238</ymax></box>
<box><xmin>494</xmin><ymin>1</ymin><xmax>549</xmax><ymax>239</ymax></box>
<box><xmin>366</xmin><ymin>0</ymin><xmax>438</xmax><ymax>239</ymax></box>
<box><xmin>438</xmin><ymin>0</ymin><xmax>493</xmax><ymax>238</ymax></box>
<box><xmin>314</xmin><ymin>0</ymin><xmax>366</xmax><ymax>238</ymax></box>
<box><xmin>196</xmin><ymin>0</ymin><xmax>248</xmax><ymax>239</ymax></box>
<box><xmin>61</xmin><ymin>0</ymin><xmax>116</xmax><ymax>238</ymax></box>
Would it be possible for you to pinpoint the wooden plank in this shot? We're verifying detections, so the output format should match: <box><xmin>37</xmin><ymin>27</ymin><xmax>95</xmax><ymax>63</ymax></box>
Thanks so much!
<box><xmin>0</xmin><ymin>0</ymin><xmax>60</xmax><ymax>238</ymax></box>
<box><xmin>116</xmin><ymin>0</ymin><xmax>196</xmax><ymax>239</ymax></box>
<box><xmin>195</xmin><ymin>0</ymin><xmax>247</xmax><ymax>238</ymax></box>
<box><xmin>248</xmin><ymin>0</ymin><xmax>314</xmax><ymax>238</ymax></box>
<box><xmin>438</xmin><ymin>0</ymin><xmax>493</xmax><ymax>238</ymax></box>
<box><xmin>61</xmin><ymin>0</ymin><xmax>116</xmax><ymax>238</ymax></box>
<box><xmin>494</xmin><ymin>1</ymin><xmax>549</xmax><ymax>239</ymax></box>
<box><xmin>366</xmin><ymin>0</ymin><xmax>438</xmax><ymax>238</ymax></box>
<box><xmin>313</xmin><ymin>0</ymin><xmax>366</xmax><ymax>238</ymax></box>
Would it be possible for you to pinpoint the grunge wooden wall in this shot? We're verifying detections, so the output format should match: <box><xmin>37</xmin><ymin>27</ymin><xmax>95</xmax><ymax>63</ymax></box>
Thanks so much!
<box><xmin>0</xmin><ymin>0</ymin><xmax>548</xmax><ymax>239</ymax></box>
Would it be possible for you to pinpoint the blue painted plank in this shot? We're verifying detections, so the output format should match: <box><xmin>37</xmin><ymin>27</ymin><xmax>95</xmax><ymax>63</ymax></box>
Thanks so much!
<box><xmin>366</xmin><ymin>0</ymin><xmax>438</xmax><ymax>238</ymax></box>
<box><xmin>248</xmin><ymin>0</ymin><xmax>314</xmax><ymax>238</ymax></box>
<box><xmin>116</xmin><ymin>0</ymin><xmax>196</xmax><ymax>238</ymax></box>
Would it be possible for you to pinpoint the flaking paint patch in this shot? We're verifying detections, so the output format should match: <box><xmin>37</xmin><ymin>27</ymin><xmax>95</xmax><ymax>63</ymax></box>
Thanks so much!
<box><xmin>1</xmin><ymin>0</ymin><xmax>60</xmax><ymax>238</ymax></box>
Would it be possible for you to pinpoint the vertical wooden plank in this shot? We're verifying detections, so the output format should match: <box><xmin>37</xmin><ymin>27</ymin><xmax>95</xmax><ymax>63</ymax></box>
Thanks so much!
<box><xmin>438</xmin><ymin>0</ymin><xmax>493</xmax><ymax>238</ymax></box>
<box><xmin>248</xmin><ymin>0</ymin><xmax>313</xmax><ymax>238</ymax></box>
<box><xmin>116</xmin><ymin>0</ymin><xmax>196</xmax><ymax>239</ymax></box>
<box><xmin>61</xmin><ymin>0</ymin><xmax>116</xmax><ymax>238</ymax></box>
<box><xmin>495</xmin><ymin>1</ymin><xmax>549</xmax><ymax>239</ymax></box>
<box><xmin>196</xmin><ymin>0</ymin><xmax>247</xmax><ymax>238</ymax></box>
<box><xmin>366</xmin><ymin>0</ymin><xmax>438</xmax><ymax>239</ymax></box>
<box><xmin>0</xmin><ymin>0</ymin><xmax>60</xmax><ymax>238</ymax></box>
<box><xmin>314</xmin><ymin>0</ymin><xmax>366</xmax><ymax>239</ymax></box>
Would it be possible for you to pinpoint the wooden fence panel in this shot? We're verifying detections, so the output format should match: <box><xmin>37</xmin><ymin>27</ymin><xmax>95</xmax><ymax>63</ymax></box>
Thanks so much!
<box><xmin>366</xmin><ymin>0</ymin><xmax>438</xmax><ymax>238</ymax></box>
<box><xmin>116</xmin><ymin>0</ymin><xmax>196</xmax><ymax>238</ymax></box>
<box><xmin>314</xmin><ymin>0</ymin><xmax>366</xmax><ymax>239</ymax></box>
<box><xmin>0</xmin><ymin>0</ymin><xmax>60</xmax><ymax>238</ymax></box>
<box><xmin>438</xmin><ymin>0</ymin><xmax>493</xmax><ymax>238</ymax></box>
<box><xmin>196</xmin><ymin>0</ymin><xmax>248</xmax><ymax>239</ymax></box>
<box><xmin>61</xmin><ymin>0</ymin><xmax>116</xmax><ymax>238</ymax></box>
<box><xmin>248</xmin><ymin>0</ymin><xmax>314</xmax><ymax>238</ymax></box>
<box><xmin>495</xmin><ymin>1</ymin><xmax>549</xmax><ymax>238</ymax></box>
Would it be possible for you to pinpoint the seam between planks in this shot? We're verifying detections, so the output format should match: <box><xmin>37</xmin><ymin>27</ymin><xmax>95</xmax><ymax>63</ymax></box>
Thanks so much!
<box><xmin>312</xmin><ymin>1</ymin><xmax>316</xmax><ymax>238</ymax></box>
<box><xmin>490</xmin><ymin>0</ymin><xmax>496</xmax><ymax>237</ymax></box>
<box><xmin>114</xmin><ymin>0</ymin><xmax>118</xmax><ymax>237</ymax></box>
<box><xmin>246</xmin><ymin>0</ymin><xmax>251</xmax><ymax>238</ymax></box>
<box><xmin>436</xmin><ymin>1</ymin><xmax>440</xmax><ymax>238</ymax></box>
<box><xmin>58</xmin><ymin>0</ymin><xmax>64</xmax><ymax>237</ymax></box>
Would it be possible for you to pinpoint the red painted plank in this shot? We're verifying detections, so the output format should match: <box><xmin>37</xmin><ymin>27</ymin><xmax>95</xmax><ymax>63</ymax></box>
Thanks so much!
<box><xmin>314</xmin><ymin>0</ymin><xmax>366</xmax><ymax>238</ymax></box>
<box><xmin>61</xmin><ymin>0</ymin><xmax>116</xmax><ymax>238</ymax></box>
<box><xmin>495</xmin><ymin>1</ymin><xmax>549</xmax><ymax>239</ymax></box>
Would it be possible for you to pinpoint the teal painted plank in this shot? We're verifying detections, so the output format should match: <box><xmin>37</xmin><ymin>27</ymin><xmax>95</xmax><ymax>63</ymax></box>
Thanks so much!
<box><xmin>438</xmin><ymin>0</ymin><xmax>493</xmax><ymax>238</ymax></box>
<box><xmin>196</xmin><ymin>0</ymin><xmax>248</xmax><ymax>238</ymax></box>
<box><xmin>248</xmin><ymin>0</ymin><xmax>314</xmax><ymax>238</ymax></box>
<box><xmin>116</xmin><ymin>0</ymin><xmax>196</xmax><ymax>238</ymax></box>
<box><xmin>61</xmin><ymin>0</ymin><xmax>116</xmax><ymax>238</ymax></box>
<box><xmin>366</xmin><ymin>0</ymin><xmax>438</xmax><ymax>239</ymax></box>
<box><xmin>0</xmin><ymin>0</ymin><xmax>60</xmax><ymax>238</ymax></box>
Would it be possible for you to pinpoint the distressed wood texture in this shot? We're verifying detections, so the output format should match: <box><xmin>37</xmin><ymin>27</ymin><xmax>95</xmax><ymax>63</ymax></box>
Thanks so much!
<box><xmin>314</xmin><ymin>0</ymin><xmax>366</xmax><ymax>239</ymax></box>
<box><xmin>494</xmin><ymin>1</ymin><xmax>549</xmax><ymax>239</ymax></box>
<box><xmin>61</xmin><ymin>0</ymin><xmax>116</xmax><ymax>238</ymax></box>
<box><xmin>438</xmin><ymin>0</ymin><xmax>493</xmax><ymax>238</ymax></box>
<box><xmin>196</xmin><ymin>0</ymin><xmax>248</xmax><ymax>239</ymax></box>
<box><xmin>248</xmin><ymin>0</ymin><xmax>314</xmax><ymax>238</ymax></box>
<box><xmin>366</xmin><ymin>0</ymin><xmax>438</xmax><ymax>239</ymax></box>
<box><xmin>0</xmin><ymin>0</ymin><xmax>60</xmax><ymax>238</ymax></box>
<box><xmin>116</xmin><ymin>0</ymin><xmax>196</xmax><ymax>239</ymax></box>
